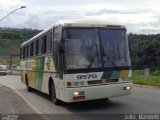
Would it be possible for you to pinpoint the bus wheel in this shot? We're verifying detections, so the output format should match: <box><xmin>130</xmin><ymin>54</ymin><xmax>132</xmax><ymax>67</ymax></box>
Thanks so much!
<box><xmin>50</xmin><ymin>81</ymin><xmax>61</xmax><ymax>105</ymax></box>
<box><xmin>27</xmin><ymin>84</ymin><xmax>33</xmax><ymax>92</ymax></box>
<box><xmin>25</xmin><ymin>75</ymin><xmax>33</xmax><ymax>92</ymax></box>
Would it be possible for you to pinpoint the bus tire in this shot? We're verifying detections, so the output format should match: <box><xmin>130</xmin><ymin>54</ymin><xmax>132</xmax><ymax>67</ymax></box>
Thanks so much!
<box><xmin>25</xmin><ymin>75</ymin><xmax>33</xmax><ymax>92</ymax></box>
<box><xmin>50</xmin><ymin>81</ymin><xmax>61</xmax><ymax>105</ymax></box>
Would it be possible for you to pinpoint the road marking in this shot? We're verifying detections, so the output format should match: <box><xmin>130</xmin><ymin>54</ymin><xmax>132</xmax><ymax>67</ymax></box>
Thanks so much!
<box><xmin>3</xmin><ymin>85</ymin><xmax>52</xmax><ymax>120</ymax></box>
<box><xmin>4</xmin><ymin>85</ymin><xmax>52</xmax><ymax>120</ymax></box>
<box><xmin>4</xmin><ymin>85</ymin><xmax>42</xmax><ymax>114</ymax></box>
<box><xmin>133</xmin><ymin>84</ymin><xmax>160</xmax><ymax>89</ymax></box>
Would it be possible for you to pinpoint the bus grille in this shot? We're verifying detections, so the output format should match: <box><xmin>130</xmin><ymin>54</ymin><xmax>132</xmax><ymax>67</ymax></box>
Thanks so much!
<box><xmin>88</xmin><ymin>80</ymin><xmax>102</xmax><ymax>85</ymax></box>
<box><xmin>88</xmin><ymin>79</ymin><xmax>119</xmax><ymax>85</ymax></box>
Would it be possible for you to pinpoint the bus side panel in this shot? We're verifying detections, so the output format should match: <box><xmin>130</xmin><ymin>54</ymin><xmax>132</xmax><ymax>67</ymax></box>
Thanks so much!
<box><xmin>20</xmin><ymin>60</ymin><xmax>26</xmax><ymax>84</ymax></box>
<box><xmin>43</xmin><ymin>56</ymin><xmax>61</xmax><ymax>98</ymax></box>
<box><xmin>43</xmin><ymin>56</ymin><xmax>54</xmax><ymax>94</ymax></box>
<box><xmin>27</xmin><ymin>59</ymin><xmax>36</xmax><ymax>88</ymax></box>
<box><xmin>21</xmin><ymin>60</ymin><xmax>33</xmax><ymax>87</ymax></box>
<box><xmin>35</xmin><ymin>57</ymin><xmax>45</xmax><ymax>91</ymax></box>
<box><xmin>21</xmin><ymin>56</ymin><xmax>59</xmax><ymax>95</ymax></box>
<box><xmin>59</xmin><ymin>74</ymin><xmax>72</xmax><ymax>101</ymax></box>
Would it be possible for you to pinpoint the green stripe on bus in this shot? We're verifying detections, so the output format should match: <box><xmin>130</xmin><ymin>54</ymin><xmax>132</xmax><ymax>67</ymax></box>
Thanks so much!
<box><xmin>111</xmin><ymin>71</ymin><xmax>120</xmax><ymax>79</ymax></box>
<box><xmin>102</xmin><ymin>71</ymin><xmax>112</xmax><ymax>79</ymax></box>
<box><xmin>35</xmin><ymin>57</ymin><xmax>44</xmax><ymax>91</ymax></box>
<box><xmin>102</xmin><ymin>71</ymin><xmax>120</xmax><ymax>79</ymax></box>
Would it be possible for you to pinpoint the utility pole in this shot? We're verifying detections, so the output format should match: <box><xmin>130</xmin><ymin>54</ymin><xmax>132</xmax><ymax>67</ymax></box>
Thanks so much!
<box><xmin>0</xmin><ymin>6</ymin><xmax>26</xmax><ymax>22</ymax></box>
<box><xmin>0</xmin><ymin>6</ymin><xmax>26</xmax><ymax>69</ymax></box>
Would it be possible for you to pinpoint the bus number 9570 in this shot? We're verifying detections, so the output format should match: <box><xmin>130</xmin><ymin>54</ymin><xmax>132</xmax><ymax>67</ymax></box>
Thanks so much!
<box><xmin>77</xmin><ymin>74</ymin><xmax>97</xmax><ymax>80</ymax></box>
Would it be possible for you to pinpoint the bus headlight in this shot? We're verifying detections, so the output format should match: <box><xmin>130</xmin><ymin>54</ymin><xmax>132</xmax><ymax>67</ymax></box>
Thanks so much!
<box><xmin>126</xmin><ymin>86</ymin><xmax>131</xmax><ymax>90</ymax></box>
<box><xmin>74</xmin><ymin>92</ymin><xmax>79</xmax><ymax>96</ymax></box>
<box><xmin>73</xmin><ymin>91</ymin><xmax>84</xmax><ymax>96</ymax></box>
<box><xmin>123</xmin><ymin>86</ymin><xmax>131</xmax><ymax>90</ymax></box>
<box><xmin>73</xmin><ymin>91</ymin><xmax>85</xmax><ymax>100</ymax></box>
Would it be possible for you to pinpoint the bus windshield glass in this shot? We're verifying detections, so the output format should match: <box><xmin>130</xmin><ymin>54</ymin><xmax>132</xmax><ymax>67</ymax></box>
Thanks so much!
<box><xmin>64</xmin><ymin>29</ymin><xmax>102</xmax><ymax>69</ymax></box>
<box><xmin>64</xmin><ymin>28</ymin><xmax>130</xmax><ymax>70</ymax></box>
<box><xmin>100</xmin><ymin>29</ymin><xmax>130</xmax><ymax>68</ymax></box>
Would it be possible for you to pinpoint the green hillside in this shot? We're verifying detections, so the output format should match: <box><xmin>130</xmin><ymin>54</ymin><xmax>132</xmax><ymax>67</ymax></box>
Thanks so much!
<box><xmin>129</xmin><ymin>33</ymin><xmax>160</xmax><ymax>70</ymax></box>
<box><xmin>0</xmin><ymin>28</ymin><xmax>41</xmax><ymax>65</ymax></box>
<box><xmin>0</xmin><ymin>28</ymin><xmax>41</xmax><ymax>55</ymax></box>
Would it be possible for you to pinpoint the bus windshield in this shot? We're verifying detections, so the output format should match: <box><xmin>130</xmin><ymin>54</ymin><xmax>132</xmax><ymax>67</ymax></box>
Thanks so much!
<box><xmin>64</xmin><ymin>28</ymin><xmax>130</xmax><ymax>70</ymax></box>
<box><xmin>64</xmin><ymin>29</ymin><xmax>102</xmax><ymax>69</ymax></box>
<box><xmin>100</xmin><ymin>29</ymin><xmax>130</xmax><ymax>68</ymax></box>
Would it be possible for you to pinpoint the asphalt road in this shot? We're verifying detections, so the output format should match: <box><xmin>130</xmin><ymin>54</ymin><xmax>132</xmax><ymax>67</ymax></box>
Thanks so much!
<box><xmin>0</xmin><ymin>75</ymin><xmax>160</xmax><ymax>119</ymax></box>
<box><xmin>0</xmin><ymin>84</ymin><xmax>35</xmax><ymax>114</ymax></box>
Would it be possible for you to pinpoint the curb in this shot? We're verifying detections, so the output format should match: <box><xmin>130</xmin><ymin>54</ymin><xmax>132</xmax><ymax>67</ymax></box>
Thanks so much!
<box><xmin>132</xmin><ymin>84</ymin><xmax>160</xmax><ymax>89</ymax></box>
<box><xmin>5</xmin><ymin>85</ymin><xmax>52</xmax><ymax>120</ymax></box>
<box><xmin>1</xmin><ymin>84</ymin><xmax>42</xmax><ymax>114</ymax></box>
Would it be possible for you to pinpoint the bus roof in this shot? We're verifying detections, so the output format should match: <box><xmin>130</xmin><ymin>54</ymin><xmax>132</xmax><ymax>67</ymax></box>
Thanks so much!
<box><xmin>21</xmin><ymin>27</ymin><xmax>52</xmax><ymax>47</ymax></box>
<box><xmin>21</xmin><ymin>19</ymin><xmax>126</xmax><ymax>47</ymax></box>
<box><xmin>55</xmin><ymin>19</ymin><xmax>125</xmax><ymax>28</ymax></box>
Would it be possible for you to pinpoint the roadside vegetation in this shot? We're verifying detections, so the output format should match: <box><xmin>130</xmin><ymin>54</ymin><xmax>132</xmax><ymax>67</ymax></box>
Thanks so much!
<box><xmin>0</xmin><ymin>28</ymin><xmax>41</xmax><ymax>65</ymax></box>
<box><xmin>133</xmin><ymin>70</ymin><xmax>160</xmax><ymax>88</ymax></box>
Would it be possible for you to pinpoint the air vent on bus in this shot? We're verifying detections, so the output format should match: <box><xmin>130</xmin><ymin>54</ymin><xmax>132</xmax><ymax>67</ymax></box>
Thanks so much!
<box><xmin>88</xmin><ymin>80</ymin><xmax>102</xmax><ymax>85</ymax></box>
<box><xmin>87</xmin><ymin>79</ymin><xmax>119</xmax><ymax>85</ymax></box>
<box><xmin>106</xmin><ymin>79</ymin><xmax>119</xmax><ymax>83</ymax></box>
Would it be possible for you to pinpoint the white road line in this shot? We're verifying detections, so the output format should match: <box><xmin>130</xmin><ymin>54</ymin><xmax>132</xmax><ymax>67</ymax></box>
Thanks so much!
<box><xmin>4</xmin><ymin>85</ymin><xmax>52</xmax><ymax>120</ymax></box>
<box><xmin>4</xmin><ymin>85</ymin><xmax>42</xmax><ymax>114</ymax></box>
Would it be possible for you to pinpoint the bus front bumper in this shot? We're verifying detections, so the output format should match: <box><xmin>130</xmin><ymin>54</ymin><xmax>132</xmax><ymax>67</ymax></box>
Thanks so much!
<box><xmin>64</xmin><ymin>82</ymin><xmax>132</xmax><ymax>103</ymax></box>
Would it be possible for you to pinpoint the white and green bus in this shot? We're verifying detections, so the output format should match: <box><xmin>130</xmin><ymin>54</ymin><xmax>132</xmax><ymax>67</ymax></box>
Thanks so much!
<box><xmin>20</xmin><ymin>20</ymin><xmax>132</xmax><ymax>105</ymax></box>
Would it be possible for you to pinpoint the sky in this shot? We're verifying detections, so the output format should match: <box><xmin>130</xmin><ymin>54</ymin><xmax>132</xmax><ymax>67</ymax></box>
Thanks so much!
<box><xmin>0</xmin><ymin>0</ymin><xmax>160</xmax><ymax>34</ymax></box>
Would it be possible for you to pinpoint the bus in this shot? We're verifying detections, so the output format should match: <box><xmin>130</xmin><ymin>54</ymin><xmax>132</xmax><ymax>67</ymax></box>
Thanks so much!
<box><xmin>20</xmin><ymin>20</ymin><xmax>132</xmax><ymax>105</ymax></box>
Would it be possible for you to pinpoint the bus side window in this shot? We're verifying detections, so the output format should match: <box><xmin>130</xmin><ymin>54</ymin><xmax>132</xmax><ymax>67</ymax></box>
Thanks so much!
<box><xmin>24</xmin><ymin>46</ymin><xmax>27</xmax><ymax>59</ymax></box>
<box><xmin>33</xmin><ymin>41</ymin><xmax>36</xmax><ymax>56</ymax></box>
<box><xmin>27</xmin><ymin>45</ymin><xmax>29</xmax><ymax>58</ymax></box>
<box><xmin>42</xmin><ymin>35</ymin><xmax>47</xmax><ymax>54</ymax></box>
<box><xmin>36</xmin><ymin>39</ymin><xmax>39</xmax><ymax>55</ymax></box>
<box><xmin>50</xmin><ymin>32</ymin><xmax>52</xmax><ymax>52</ymax></box>
<box><xmin>53</xmin><ymin>26</ymin><xmax>63</xmax><ymax>77</ymax></box>
<box><xmin>47</xmin><ymin>31</ymin><xmax>52</xmax><ymax>52</ymax></box>
<box><xmin>39</xmin><ymin>38</ymin><xmax>42</xmax><ymax>55</ymax></box>
<box><xmin>22</xmin><ymin>47</ymin><xmax>25</xmax><ymax>59</ymax></box>
<box><xmin>20</xmin><ymin>48</ymin><xmax>22</xmax><ymax>59</ymax></box>
<box><xmin>30</xmin><ymin>42</ymin><xmax>33</xmax><ymax>57</ymax></box>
